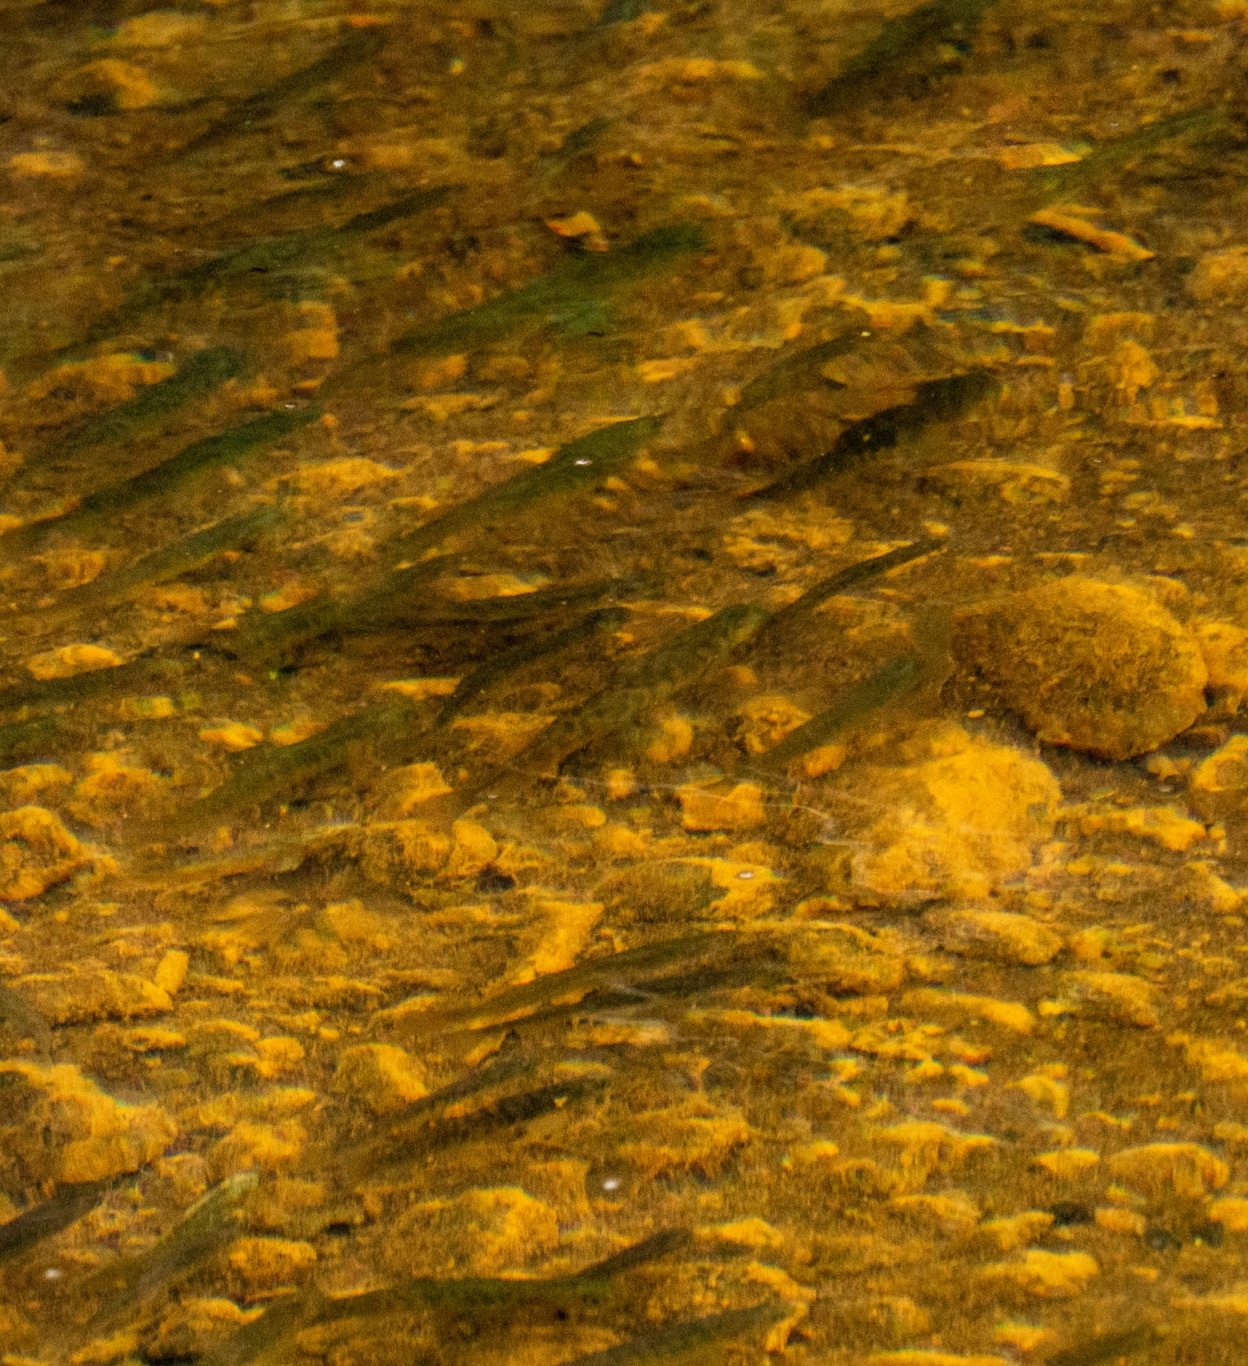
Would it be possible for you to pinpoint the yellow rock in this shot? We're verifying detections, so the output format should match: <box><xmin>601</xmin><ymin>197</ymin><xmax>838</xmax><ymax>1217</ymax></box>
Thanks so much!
<box><xmin>208</xmin><ymin>1120</ymin><xmax>306</xmax><ymax>1178</ymax></box>
<box><xmin>788</xmin><ymin>924</ymin><xmax>905</xmax><ymax>994</ymax></box>
<box><xmin>1062</xmin><ymin>971</ymin><xmax>1160</xmax><ymax>1027</ymax></box>
<box><xmin>926</xmin><ymin>459</ymin><xmax>1070</xmax><ymax>504</ymax></box>
<box><xmin>979</xmin><ymin>1211</ymin><xmax>1054</xmax><ymax>1251</ymax></box>
<box><xmin>390</xmin><ymin>1187</ymin><xmax>559</xmax><ymax>1277</ymax></box>
<box><xmin>1095</xmin><ymin>1207</ymin><xmax>1146</xmax><ymax>1235</ymax></box>
<box><xmin>0</xmin><ymin>1060</ymin><xmax>176</xmax><ymax>1183</ymax></box>
<box><xmin>889</xmin><ymin>1191</ymin><xmax>982</xmax><ymax>1229</ymax></box>
<box><xmin>1076</xmin><ymin>804</ymin><xmax>1207</xmax><ymax>852</ymax></box>
<box><xmin>378</xmin><ymin>677</ymin><xmax>460</xmax><ymax>701</ymax></box>
<box><xmin>70</xmin><ymin>753</ymin><xmax>168</xmax><ymax>825</ymax></box>
<box><xmin>56</xmin><ymin>59</ymin><xmax>162</xmax><ymax>109</ymax></box>
<box><xmin>199</xmin><ymin>720</ymin><xmax>264</xmax><ymax>751</ymax></box>
<box><xmin>21</xmin><ymin>968</ymin><xmax>171</xmax><ymax>1024</ymax></box>
<box><xmin>618</xmin><ymin>1098</ymin><xmax>753</xmax><ymax>1180</ymax></box>
<box><xmin>954</xmin><ymin>577</ymin><xmax>1207</xmax><ymax>759</ymax></box>
<box><xmin>700</xmin><ymin>1216</ymin><xmax>784</xmax><ymax>1249</ymax></box>
<box><xmin>258</xmin><ymin>584</ymin><xmax>319</xmax><ymax>615</ymax></box>
<box><xmin>1188</xmin><ymin>245</ymin><xmax>1248</xmax><ymax>302</ymax></box>
<box><xmin>359</xmin><ymin>820</ymin><xmax>452</xmax><ymax>889</ymax></box>
<box><xmin>321</xmin><ymin>899</ymin><xmax>393</xmax><ymax>951</ymax></box>
<box><xmin>1108</xmin><ymin>1142</ymin><xmax>1228</xmax><ymax>1197</ymax></box>
<box><xmin>643</xmin><ymin>715</ymin><xmax>694</xmax><ymax>763</ymax></box>
<box><xmin>902</xmin><ymin>988</ymin><xmax>1035</xmax><ymax>1033</ymax></box>
<box><xmin>1190</xmin><ymin>734</ymin><xmax>1248</xmax><ymax>822</ymax></box>
<box><xmin>9</xmin><ymin>150</ymin><xmax>84</xmax><ymax>177</ymax></box>
<box><xmin>978</xmin><ymin>1249</ymin><xmax>1098</xmax><ymax>1297</ymax></box>
<box><xmin>874</xmin><ymin>1120</ymin><xmax>995</xmax><ymax>1189</ymax></box>
<box><xmin>154</xmin><ymin>950</ymin><xmax>189</xmax><ymax>995</ymax></box>
<box><xmin>792</xmin><ymin>742</ymin><xmax>846</xmax><ymax>778</ymax></box>
<box><xmin>1034</xmin><ymin>1148</ymin><xmax>1100</xmax><ymax>1178</ymax></box>
<box><xmin>734</xmin><ymin>695</ymin><xmax>811</xmax><ymax>755</ymax></box>
<box><xmin>677</xmin><ymin>781</ymin><xmax>768</xmax><ymax>831</ymax></box>
<box><xmin>0</xmin><ymin>806</ymin><xmax>88</xmax><ymax>899</ymax></box>
<box><xmin>375</xmin><ymin>762</ymin><xmax>452</xmax><ymax>817</ymax></box>
<box><xmin>284</xmin><ymin>329</ymin><xmax>339</xmax><ymax>365</ymax></box>
<box><xmin>924</xmin><ymin>908</ymin><xmax>1062</xmax><ymax>965</ymax></box>
<box><xmin>869</xmin><ymin>1354</ymin><xmax>1011</xmax><ymax>1366</ymax></box>
<box><xmin>268</xmin><ymin>718</ymin><xmax>326</xmax><ymax>747</ymax></box>
<box><xmin>0</xmin><ymin>764</ymin><xmax>73</xmax><ymax>806</ymax></box>
<box><xmin>1194</xmin><ymin>620</ymin><xmax>1248</xmax><ymax>708</ymax></box>
<box><xmin>119</xmin><ymin>695</ymin><xmax>178</xmax><ymax>721</ymax></box>
<box><xmin>593</xmin><ymin>822</ymin><xmax>650</xmax><ymax>858</ymax></box>
<box><xmin>108</xmin><ymin>11</ymin><xmax>207</xmax><ymax>45</ymax></box>
<box><xmin>1012</xmin><ymin>1072</ymin><xmax>1070</xmax><ymax>1118</ymax></box>
<box><xmin>846</xmin><ymin>726</ymin><xmax>1060</xmax><ymax>900</ymax></box>
<box><xmin>226</xmin><ymin>1237</ymin><xmax>316</xmax><ymax>1285</ymax></box>
<box><xmin>690</xmin><ymin>1007</ymin><xmax>850</xmax><ymax>1052</ymax></box>
<box><xmin>333</xmin><ymin>1044</ymin><xmax>428</xmax><ymax>1115</ymax></box>
<box><xmin>994</xmin><ymin>1323</ymin><xmax>1056</xmax><ymax>1353</ymax></box>
<box><xmin>25</xmin><ymin>643</ymin><xmax>124</xmax><ymax>681</ymax></box>
<box><xmin>441</xmin><ymin>819</ymin><xmax>498</xmax><ymax>880</ymax></box>
<box><xmin>516</xmin><ymin>900</ymin><xmax>602</xmax><ymax>981</ymax></box>
<box><xmin>1209</xmin><ymin>1198</ymin><xmax>1248</xmax><ymax>1232</ymax></box>
<box><xmin>1179</xmin><ymin>860</ymin><xmax>1242</xmax><ymax>912</ymax></box>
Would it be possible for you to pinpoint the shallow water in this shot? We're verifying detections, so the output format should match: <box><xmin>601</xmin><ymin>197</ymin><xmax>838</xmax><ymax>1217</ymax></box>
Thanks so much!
<box><xmin>2</xmin><ymin>2</ymin><xmax>1248</xmax><ymax>1363</ymax></box>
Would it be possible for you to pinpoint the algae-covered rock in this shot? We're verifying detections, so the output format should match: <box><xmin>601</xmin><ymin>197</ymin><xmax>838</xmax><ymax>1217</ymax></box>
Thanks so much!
<box><xmin>955</xmin><ymin>577</ymin><xmax>1207</xmax><ymax>759</ymax></box>
<box><xmin>842</xmin><ymin>724</ymin><xmax>1060</xmax><ymax>901</ymax></box>
<box><xmin>333</xmin><ymin>1043</ymin><xmax>428</xmax><ymax>1114</ymax></box>
<box><xmin>0</xmin><ymin>1060</ymin><xmax>176</xmax><ymax>1186</ymax></box>
<box><xmin>924</xmin><ymin>908</ymin><xmax>1063</xmax><ymax>966</ymax></box>
<box><xmin>0</xmin><ymin>806</ymin><xmax>90</xmax><ymax>899</ymax></box>
<box><xmin>1190</xmin><ymin>734</ymin><xmax>1248</xmax><ymax>823</ymax></box>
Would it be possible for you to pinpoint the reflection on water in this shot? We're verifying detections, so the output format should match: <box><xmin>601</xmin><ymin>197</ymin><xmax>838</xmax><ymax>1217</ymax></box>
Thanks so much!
<box><xmin>1</xmin><ymin>0</ymin><xmax>1248</xmax><ymax>1361</ymax></box>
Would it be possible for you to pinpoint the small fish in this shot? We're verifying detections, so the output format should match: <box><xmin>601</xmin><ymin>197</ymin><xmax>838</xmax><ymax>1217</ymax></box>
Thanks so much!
<box><xmin>747</xmin><ymin>369</ymin><xmax>1000</xmax><ymax>503</ymax></box>
<box><xmin>748</xmin><ymin>655</ymin><xmax>923</xmax><ymax>779</ymax></box>
<box><xmin>1</xmin><ymin>407</ymin><xmax>320</xmax><ymax>558</ymax></box>
<box><xmin>483</xmin><ymin>602</ymin><xmax>768</xmax><ymax>792</ymax></box>
<box><xmin>439</xmin><ymin>607</ymin><xmax>630</xmax><ymax>723</ymax></box>
<box><xmin>393</xmin><ymin>415</ymin><xmax>665</xmax><ymax>562</ymax></box>
<box><xmin>66</xmin><ymin>1172</ymin><xmax>258</xmax><ymax>1341</ymax></box>
<box><xmin>736</xmin><ymin>331</ymin><xmax>860</xmax><ymax>412</ymax></box>
<box><xmin>29</xmin><ymin>347</ymin><xmax>246</xmax><ymax>470</ymax></box>
<box><xmin>0</xmin><ymin>657</ymin><xmax>187</xmax><ymax>712</ymax></box>
<box><xmin>0</xmin><ymin>1178</ymin><xmax>114</xmax><ymax>1265</ymax></box>
<box><xmin>564</xmin><ymin>1304</ymin><xmax>789</xmax><ymax>1364</ymax></box>
<box><xmin>166</xmin><ymin>697</ymin><xmax>420</xmax><ymax>831</ymax></box>
<box><xmin>806</xmin><ymin>0</ymin><xmax>1001</xmax><ymax>117</ymax></box>
<box><xmin>44</xmin><ymin>505</ymin><xmax>284</xmax><ymax>627</ymax></box>
<box><xmin>176</xmin><ymin>27</ymin><xmax>389</xmax><ymax>159</ymax></box>
<box><xmin>385</xmin><ymin>224</ymin><xmax>705</xmax><ymax>359</ymax></box>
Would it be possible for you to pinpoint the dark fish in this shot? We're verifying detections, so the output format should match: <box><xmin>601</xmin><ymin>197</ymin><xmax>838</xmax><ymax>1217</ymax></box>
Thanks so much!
<box><xmin>491</xmin><ymin>603</ymin><xmax>768</xmax><ymax>790</ymax></box>
<box><xmin>0</xmin><ymin>657</ymin><xmax>188</xmax><ymax>712</ymax></box>
<box><xmin>748</xmin><ymin>655</ymin><xmax>923</xmax><ymax>778</ymax></box>
<box><xmin>176</xmin><ymin>27</ymin><xmax>388</xmax><ymax>158</ymax></box>
<box><xmin>67</xmin><ymin>1173</ymin><xmax>258</xmax><ymax>1340</ymax></box>
<box><xmin>1046</xmin><ymin>1325</ymin><xmax>1162</xmax><ymax>1366</ymax></box>
<box><xmin>393</xmin><ymin>415</ymin><xmax>664</xmax><ymax>561</ymax></box>
<box><xmin>0</xmin><ymin>1179</ymin><xmax>114</xmax><ymax>1265</ymax></box>
<box><xmin>806</xmin><ymin>0</ymin><xmax>1001</xmax><ymax>117</ymax></box>
<box><xmin>564</xmin><ymin>1304</ymin><xmax>789</xmax><ymax>1364</ymax></box>
<box><xmin>0</xmin><ymin>715</ymin><xmax>58</xmax><ymax>765</ymax></box>
<box><xmin>439</xmin><ymin>607</ymin><xmax>630</xmax><ymax>723</ymax></box>
<box><xmin>44</xmin><ymin>505</ymin><xmax>284</xmax><ymax>626</ymax></box>
<box><xmin>748</xmin><ymin>539</ymin><xmax>941</xmax><ymax>653</ymax></box>
<box><xmin>1</xmin><ymin>406</ymin><xmax>320</xmax><ymax>558</ymax></box>
<box><xmin>29</xmin><ymin>347</ymin><xmax>246</xmax><ymax>470</ymax></box>
<box><xmin>736</xmin><ymin>332</ymin><xmax>860</xmax><ymax>412</ymax></box>
<box><xmin>747</xmin><ymin>369</ymin><xmax>999</xmax><ymax>503</ymax></box>
<box><xmin>385</xmin><ymin>224</ymin><xmax>706</xmax><ymax>358</ymax></box>
<box><xmin>198</xmin><ymin>1229</ymin><xmax>692</xmax><ymax>1366</ymax></box>
<box><xmin>166</xmin><ymin>698</ymin><xmax>419</xmax><ymax>831</ymax></box>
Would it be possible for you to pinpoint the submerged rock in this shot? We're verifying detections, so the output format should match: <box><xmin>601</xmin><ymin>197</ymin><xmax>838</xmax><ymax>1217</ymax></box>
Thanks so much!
<box><xmin>954</xmin><ymin>577</ymin><xmax>1207</xmax><ymax>760</ymax></box>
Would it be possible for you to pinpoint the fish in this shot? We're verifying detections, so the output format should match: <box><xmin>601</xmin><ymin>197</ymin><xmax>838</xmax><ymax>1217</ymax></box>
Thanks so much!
<box><xmin>43</xmin><ymin>505</ymin><xmax>284</xmax><ymax>627</ymax></box>
<box><xmin>66</xmin><ymin>1172</ymin><xmax>258</xmax><ymax>1341</ymax></box>
<box><xmin>197</xmin><ymin>1228</ymin><xmax>693</xmax><ymax>1366</ymax></box>
<box><xmin>747</xmin><ymin>655</ymin><xmax>924</xmax><ymax>779</ymax></box>
<box><xmin>735</xmin><ymin>331</ymin><xmax>860</xmax><ymax>413</ymax></box>
<box><xmin>746</xmin><ymin>369</ymin><xmax>1000</xmax><ymax>503</ymax></box>
<box><xmin>0</xmin><ymin>406</ymin><xmax>320</xmax><ymax>559</ymax></box>
<box><xmin>392</xmin><ymin>415</ymin><xmax>665</xmax><ymax>561</ymax></box>
<box><xmin>27</xmin><ymin>347</ymin><xmax>246</xmax><ymax>470</ymax></box>
<box><xmin>176</xmin><ymin>27</ymin><xmax>389</xmax><ymax>159</ymax></box>
<box><xmin>384</xmin><ymin>224</ymin><xmax>705</xmax><ymax>359</ymax></box>
<box><xmin>563</xmin><ymin>1304</ymin><xmax>790</xmax><ymax>1364</ymax></box>
<box><xmin>806</xmin><ymin>0</ymin><xmax>1001</xmax><ymax>117</ymax></box>
<box><xmin>1045</xmin><ymin>1325</ymin><xmax>1162</xmax><ymax>1366</ymax></box>
<box><xmin>0</xmin><ymin>657</ymin><xmax>187</xmax><ymax>712</ymax></box>
<box><xmin>0</xmin><ymin>714</ymin><xmax>58</xmax><ymax>766</ymax></box>
<box><xmin>438</xmin><ymin>607</ymin><xmax>630</xmax><ymax>723</ymax></box>
<box><xmin>165</xmin><ymin>697</ymin><xmax>420</xmax><ymax>832</ymax></box>
<box><xmin>0</xmin><ymin>1178</ymin><xmax>115</xmax><ymax>1266</ymax></box>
